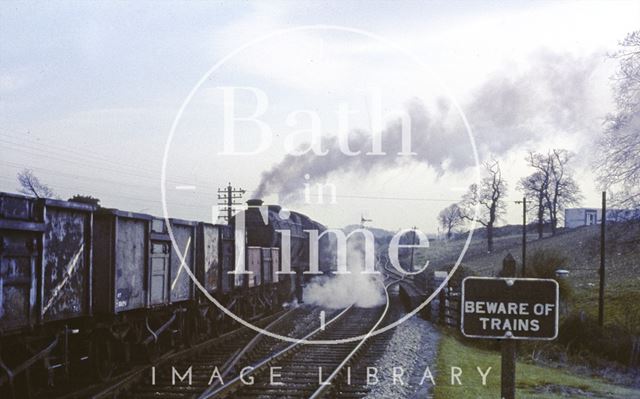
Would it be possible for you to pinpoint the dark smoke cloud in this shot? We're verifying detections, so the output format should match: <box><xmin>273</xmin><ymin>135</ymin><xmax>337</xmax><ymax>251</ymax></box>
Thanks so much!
<box><xmin>254</xmin><ymin>51</ymin><xmax>601</xmax><ymax>202</ymax></box>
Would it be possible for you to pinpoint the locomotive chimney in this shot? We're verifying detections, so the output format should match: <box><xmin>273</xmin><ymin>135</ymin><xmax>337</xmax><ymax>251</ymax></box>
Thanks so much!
<box><xmin>246</xmin><ymin>199</ymin><xmax>264</xmax><ymax>207</ymax></box>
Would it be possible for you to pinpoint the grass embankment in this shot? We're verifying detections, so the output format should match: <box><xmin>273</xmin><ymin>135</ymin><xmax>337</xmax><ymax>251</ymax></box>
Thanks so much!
<box><xmin>434</xmin><ymin>334</ymin><xmax>640</xmax><ymax>399</ymax></box>
<box><xmin>572</xmin><ymin>278</ymin><xmax>640</xmax><ymax>330</ymax></box>
<box><xmin>424</xmin><ymin>224</ymin><xmax>640</xmax><ymax>331</ymax></box>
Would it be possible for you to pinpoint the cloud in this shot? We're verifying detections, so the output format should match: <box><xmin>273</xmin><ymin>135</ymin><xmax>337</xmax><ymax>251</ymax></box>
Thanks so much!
<box><xmin>0</xmin><ymin>74</ymin><xmax>27</xmax><ymax>92</ymax></box>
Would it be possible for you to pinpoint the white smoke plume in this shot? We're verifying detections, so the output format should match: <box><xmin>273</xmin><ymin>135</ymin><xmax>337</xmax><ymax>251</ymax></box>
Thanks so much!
<box><xmin>254</xmin><ymin>51</ymin><xmax>603</xmax><ymax>201</ymax></box>
<box><xmin>303</xmin><ymin>234</ymin><xmax>386</xmax><ymax>308</ymax></box>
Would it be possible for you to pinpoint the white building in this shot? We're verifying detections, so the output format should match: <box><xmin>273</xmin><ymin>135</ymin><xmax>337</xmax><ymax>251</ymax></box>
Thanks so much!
<box><xmin>564</xmin><ymin>208</ymin><xmax>639</xmax><ymax>228</ymax></box>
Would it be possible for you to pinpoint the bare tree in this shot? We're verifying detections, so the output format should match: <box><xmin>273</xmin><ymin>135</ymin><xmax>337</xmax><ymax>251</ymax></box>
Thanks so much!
<box><xmin>438</xmin><ymin>203</ymin><xmax>463</xmax><ymax>240</ymax></box>
<box><xmin>596</xmin><ymin>30</ymin><xmax>640</xmax><ymax>208</ymax></box>
<box><xmin>518</xmin><ymin>152</ymin><xmax>552</xmax><ymax>239</ymax></box>
<box><xmin>17</xmin><ymin>169</ymin><xmax>57</xmax><ymax>198</ymax></box>
<box><xmin>519</xmin><ymin>150</ymin><xmax>582</xmax><ymax>236</ymax></box>
<box><xmin>459</xmin><ymin>160</ymin><xmax>507</xmax><ymax>252</ymax></box>
<box><xmin>545</xmin><ymin>149</ymin><xmax>582</xmax><ymax>234</ymax></box>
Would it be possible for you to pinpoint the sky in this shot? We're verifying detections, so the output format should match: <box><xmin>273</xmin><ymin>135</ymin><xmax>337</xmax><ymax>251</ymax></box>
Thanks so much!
<box><xmin>1</xmin><ymin>1</ymin><xmax>639</xmax><ymax>233</ymax></box>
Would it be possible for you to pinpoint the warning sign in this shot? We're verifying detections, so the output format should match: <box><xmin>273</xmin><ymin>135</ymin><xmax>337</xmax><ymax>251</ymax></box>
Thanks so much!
<box><xmin>461</xmin><ymin>277</ymin><xmax>559</xmax><ymax>340</ymax></box>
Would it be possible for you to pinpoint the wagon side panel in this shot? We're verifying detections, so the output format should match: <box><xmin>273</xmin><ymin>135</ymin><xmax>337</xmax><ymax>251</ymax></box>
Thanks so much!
<box><xmin>247</xmin><ymin>247</ymin><xmax>261</xmax><ymax>288</ymax></box>
<box><xmin>0</xmin><ymin>229</ymin><xmax>39</xmax><ymax>332</ymax></box>
<box><xmin>114</xmin><ymin>218</ymin><xmax>147</xmax><ymax>311</ymax></box>
<box><xmin>200</xmin><ymin>224</ymin><xmax>219</xmax><ymax>294</ymax></box>
<box><xmin>261</xmin><ymin>248</ymin><xmax>272</xmax><ymax>285</ymax></box>
<box><xmin>220</xmin><ymin>226</ymin><xmax>234</xmax><ymax>294</ymax></box>
<box><xmin>92</xmin><ymin>215</ymin><xmax>114</xmax><ymax>314</ymax></box>
<box><xmin>271</xmin><ymin>247</ymin><xmax>279</xmax><ymax>283</ymax></box>
<box><xmin>169</xmin><ymin>222</ymin><xmax>195</xmax><ymax>303</ymax></box>
<box><xmin>41</xmin><ymin>207</ymin><xmax>91</xmax><ymax>322</ymax></box>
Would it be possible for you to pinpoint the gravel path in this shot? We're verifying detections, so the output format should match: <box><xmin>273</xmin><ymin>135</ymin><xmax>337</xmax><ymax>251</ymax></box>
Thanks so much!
<box><xmin>366</xmin><ymin>315</ymin><xmax>441</xmax><ymax>399</ymax></box>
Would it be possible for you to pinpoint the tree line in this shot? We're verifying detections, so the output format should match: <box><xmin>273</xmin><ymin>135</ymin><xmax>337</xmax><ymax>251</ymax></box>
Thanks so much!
<box><xmin>439</xmin><ymin>29</ymin><xmax>640</xmax><ymax>251</ymax></box>
<box><xmin>438</xmin><ymin>150</ymin><xmax>581</xmax><ymax>252</ymax></box>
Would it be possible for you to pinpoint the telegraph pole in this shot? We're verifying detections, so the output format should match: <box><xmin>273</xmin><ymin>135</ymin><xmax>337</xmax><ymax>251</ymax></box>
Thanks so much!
<box><xmin>515</xmin><ymin>197</ymin><xmax>527</xmax><ymax>276</ymax></box>
<box><xmin>410</xmin><ymin>226</ymin><xmax>417</xmax><ymax>272</ymax></box>
<box><xmin>599</xmin><ymin>191</ymin><xmax>606</xmax><ymax>327</ymax></box>
<box><xmin>217</xmin><ymin>182</ymin><xmax>246</xmax><ymax>223</ymax></box>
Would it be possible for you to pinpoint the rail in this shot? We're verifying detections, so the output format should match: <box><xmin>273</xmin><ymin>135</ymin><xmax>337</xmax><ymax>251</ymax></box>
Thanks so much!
<box><xmin>202</xmin><ymin>267</ymin><xmax>401</xmax><ymax>399</ymax></box>
<box><xmin>199</xmin><ymin>305</ymin><xmax>354</xmax><ymax>399</ymax></box>
<box><xmin>307</xmin><ymin>273</ymin><xmax>401</xmax><ymax>399</ymax></box>
<box><xmin>88</xmin><ymin>309</ymin><xmax>291</xmax><ymax>399</ymax></box>
<box><xmin>197</xmin><ymin>309</ymin><xmax>304</xmax><ymax>396</ymax></box>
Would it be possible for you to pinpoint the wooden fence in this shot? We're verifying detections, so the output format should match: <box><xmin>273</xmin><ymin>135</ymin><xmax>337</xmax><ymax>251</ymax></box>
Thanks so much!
<box><xmin>429</xmin><ymin>272</ymin><xmax>461</xmax><ymax>328</ymax></box>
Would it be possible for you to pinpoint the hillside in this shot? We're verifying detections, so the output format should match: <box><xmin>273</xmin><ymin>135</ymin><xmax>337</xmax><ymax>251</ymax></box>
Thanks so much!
<box><xmin>420</xmin><ymin>223</ymin><xmax>640</xmax><ymax>330</ymax></box>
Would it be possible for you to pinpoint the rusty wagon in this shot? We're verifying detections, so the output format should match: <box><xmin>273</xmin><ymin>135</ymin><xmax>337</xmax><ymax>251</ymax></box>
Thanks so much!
<box><xmin>0</xmin><ymin>193</ymin><xmax>331</xmax><ymax>398</ymax></box>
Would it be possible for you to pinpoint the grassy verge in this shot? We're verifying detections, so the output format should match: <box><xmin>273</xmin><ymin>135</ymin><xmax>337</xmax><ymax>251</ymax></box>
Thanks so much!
<box><xmin>572</xmin><ymin>278</ymin><xmax>640</xmax><ymax>331</ymax></box>
<box><xmin>434</xmin><ymin>334</ymin><xmax>640</xmax><ymax>399</ymax></box>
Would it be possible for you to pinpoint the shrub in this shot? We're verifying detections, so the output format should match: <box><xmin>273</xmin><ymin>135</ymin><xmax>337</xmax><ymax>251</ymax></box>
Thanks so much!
<box><xmin>559</xmin><ymin>312</ymin><xmax>636</xmax><ymax>367</ymax></box>
<box><xmin>527</xmin><ymin>248</ymin><xmax>572</xmax><ymax>300</ymax></box>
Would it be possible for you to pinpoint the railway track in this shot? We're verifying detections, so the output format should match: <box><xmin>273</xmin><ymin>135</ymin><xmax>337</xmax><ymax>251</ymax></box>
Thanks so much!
<box><xmin>119</xmin><ymin>306</ymin><xmax>337</xmax><ymax>399</ymax></box>
<box><xmin>202</xmin><ymin>275</ymin><xmax>402</xmax><ymax>399</ymax></box>
<box><xmin>320</xmin><ymin>264</ymin><xmax>408</xmax><ymax>398</ymax></box>
<box><xmin>331</xmin><ymin>294</ymin><xmax>404</xmax><ymax>397</ymax></box>
<box><xmin>71</xmin><ymin>267</ymin><xmax>405</xmax><ymax>399</ymax></box>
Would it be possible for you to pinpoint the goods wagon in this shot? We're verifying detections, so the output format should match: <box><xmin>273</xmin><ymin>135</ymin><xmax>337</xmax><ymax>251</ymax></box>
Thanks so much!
<box><xmin>0</xmin><ymin>193</ymin><xmax>95</xmax><ymax>396</ymax></box>
<box><xmin>93</xmin><ymin>212</ymin><xmax>199</xmax><ymax>311</ymax></box>
<box><xmin>0</xmin><ymin>193</ymin><xmax>312</xmax><ymax>398</ymax></box>
<box><xmin>93</xmin><ymin>209</ymin><xmax>151</xmax><ymax>314</ymax></box>
<box><xmin>91</xmin><ymin>211</ymin><xmax>201</xmax><ymax>375</ymax></box>
<box><xmin>0</xmin><ymin>194</ymin><xmax>94</xmax><ymax>331</ymax></box>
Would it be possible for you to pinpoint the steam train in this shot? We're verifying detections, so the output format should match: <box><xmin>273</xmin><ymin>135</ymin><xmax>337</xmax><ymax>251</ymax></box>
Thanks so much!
<box><xmin>0</xmin><ymin>192</ymin><xmax>329</xmax><ymax>397</ymax></box>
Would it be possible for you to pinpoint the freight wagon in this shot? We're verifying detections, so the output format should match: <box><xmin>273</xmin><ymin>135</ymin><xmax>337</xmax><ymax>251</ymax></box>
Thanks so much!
<box><xmin>1</xmin><ymin>193</ymin><xmax>331</xmax><ymax>398</ymax></box>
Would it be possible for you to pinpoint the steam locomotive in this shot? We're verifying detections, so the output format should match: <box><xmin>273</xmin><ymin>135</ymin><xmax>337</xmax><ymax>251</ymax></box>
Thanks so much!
<box><xmin>0</xmin><ymin>192</ymin><xmax>329</xmax><ymax>397</ymax></box>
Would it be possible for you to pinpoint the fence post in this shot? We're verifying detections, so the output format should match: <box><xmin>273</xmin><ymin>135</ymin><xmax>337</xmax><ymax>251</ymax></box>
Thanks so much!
<box><xmin>439</xmin><ymin>286</ymin><xmax>446</xmax><ymax>324</ymax></box>
<box><xmin>501</xmin><ymin>253</ymin><xmax>517</xmax><ymax>399</ymax></box>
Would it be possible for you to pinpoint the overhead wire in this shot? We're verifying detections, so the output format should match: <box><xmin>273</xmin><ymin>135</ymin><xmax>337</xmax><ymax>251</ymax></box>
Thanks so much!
<box><xmin>1</xmin><ymin>130</ymin><xmax>465</xmax><ymax>209</ymax></box>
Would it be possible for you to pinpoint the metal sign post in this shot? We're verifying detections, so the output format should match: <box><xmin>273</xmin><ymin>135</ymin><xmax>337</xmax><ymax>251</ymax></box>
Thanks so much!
<box><xmin>460</xmin><ymin>254</ymin><xmax>560</xmax><ymax>399</ymax></box>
